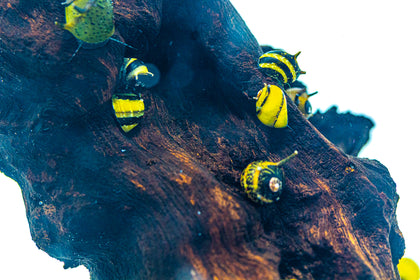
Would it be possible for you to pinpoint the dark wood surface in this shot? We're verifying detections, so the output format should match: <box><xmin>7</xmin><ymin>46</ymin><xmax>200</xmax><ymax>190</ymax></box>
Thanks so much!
<box><xmin>309</xmin><ymin>106</ymin><xmax>375</xmax><ymax>156</ymax></box>
<box><xmin>0</xmin><ymin>0</ymin><xmax>404</xmax><ymax>279</ymax></box>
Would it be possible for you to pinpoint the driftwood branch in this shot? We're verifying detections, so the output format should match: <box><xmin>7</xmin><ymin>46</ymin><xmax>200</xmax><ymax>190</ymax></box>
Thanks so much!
<box><xmin>0</xmin><ymin>0</ymin><xmax>404</xmax><ymax>279</ymax></box>
<box><xmin>310</xmin><ymin>106</ymin><xmax>375</xmax><ymax>156</ymax></box>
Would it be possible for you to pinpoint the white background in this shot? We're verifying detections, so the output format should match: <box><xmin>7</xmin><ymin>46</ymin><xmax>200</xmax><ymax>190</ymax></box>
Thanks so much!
<box><xmin>1</xmin><ymin>0</ymin><xmax>419</xmax><ymax>278</ymax></box>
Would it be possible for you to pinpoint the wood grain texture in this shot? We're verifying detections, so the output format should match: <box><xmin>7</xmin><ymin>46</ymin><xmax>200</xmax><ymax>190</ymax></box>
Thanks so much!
<box><xmin>0</xmin><ymin>0</ymin><xmax>404</xmax><ymax>279</ymax></box>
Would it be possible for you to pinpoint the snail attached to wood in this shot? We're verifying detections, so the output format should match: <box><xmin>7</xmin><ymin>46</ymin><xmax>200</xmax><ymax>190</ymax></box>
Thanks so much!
<box><xmin>56</xmin><ymin>0</ymin><xmax>134</xmax><ymax>61</ymax></box>
<box><xmin>285</xmin><ymin>80</ymin><xmax>318</xmax><ymax>118</ymax></box>
<box><xmin>112</xmin><ymin>93</ymin><xmax>145</xmax><ymax>133</ymax></box>
<box><xmin>240</xmin><ymin>151</ymin><xmax>298</xmax><ymax>204</ymax></box>
<box><xmin>255</xmin><ymin>49</ymin><xmax>307</xmax><ymax>128</ymax></box>
<box><xmin>254</xmin><ymin>83</ymin><xmax>288</xmax><ymax>128</ymax></box>
<box><xmin>258</xmin><ymin>49</ymin><xmax>306</xmax><ymax>86</ymax></box>
<box><xmin>120</xmin><ymin>58</ymin><xmax>160</xmax><ymax>90</ymax></box>
<box><xmin>112</xmin><ymin>58</ymin><xmax>159</xmax><ymax>133</ymax></box>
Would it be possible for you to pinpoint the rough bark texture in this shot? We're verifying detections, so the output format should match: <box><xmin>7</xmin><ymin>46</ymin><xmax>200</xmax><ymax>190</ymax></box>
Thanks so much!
<box><xmin>0</xmin><ymin>1</ymin><xmax>404</xmax><ymax>279</ymax></box>
<box><xmin>309</xmin><ymin>106</ymin><xmax>375</xmax><ymax>156</ymax></box>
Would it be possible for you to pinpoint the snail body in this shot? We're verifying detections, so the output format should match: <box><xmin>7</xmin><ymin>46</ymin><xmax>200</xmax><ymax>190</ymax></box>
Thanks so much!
<box><xmin>124</xmin><ymin>59</ymin><xmax>153</xmax><ymax>83</ymax></box>
<box><xmin>258</xmin><ymin>49</ymin><xmax>305</xmax><ymax>86</ymax></box>
<box><xmin>56</xmin><ymin>0</ymin><xmax>134</xmax><ymax>61</ymax></box>
<box><xmin>255</xmin><ymin>49</ymin><xmax>306</xmax><ymax>127</ymax></box>
<box><xmin>112</xmin><ymin>58</ymin><xmax>159</xmax><ymax>133</ymax></box>
<box><xmin>285</xmin><ymin>81</ymin><xmax>318</xmax><ymax>118</ymax></box>
<box><xmin>112</xmin><ymin>93</ymin><xmax>145</xmax><ymax>133</ymax></box>
<box><xmin>120</xmin><ymin>58</ymin><xmax>159</xmax><ymax>90</ymax></box>
<box><xmin>398</xmin><ymin>257</ymin><xmax>420</xmax><ymax>280</ymax></box>
<box><xmin>61</xmin><ymin>0</ymin><xmax>115</xmax><ymax>45</ymax></box>
<box><xmin>240</xmin><ymin>151</ymin><xmax>298</xmax><ymax>203</ymax></box>
<box><xmin>255</xmin><ymin>84</ymin><xmax>288</xmax><ymax>128</ymax></box>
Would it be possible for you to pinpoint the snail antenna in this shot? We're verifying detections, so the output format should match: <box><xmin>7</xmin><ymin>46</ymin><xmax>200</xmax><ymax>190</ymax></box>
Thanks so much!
<box><xmin>68</xmin><ymin>42</ymin><xmax>83</xmax><ymax>62</ymax></box>
<box><xmin>276</xmin><ymin>150</ymin><xmax>298</xmax><ymax>166</ymax></box>
<box><xmin>308</xmin><ymin>91</ymin><xmax>319</xmax><ymax>97</ymax></box>
<box><xmin>109</xmin><ymin>37</ymin><xmax>138</xmax><ymax>51</ymax></box>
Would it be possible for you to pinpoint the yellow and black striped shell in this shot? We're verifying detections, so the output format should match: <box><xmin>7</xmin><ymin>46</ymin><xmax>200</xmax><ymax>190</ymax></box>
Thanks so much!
<box><xmin>111</xmin><ymin>58</ymin><xmax>160</xmax><ymax>133</ymax></box>
<box><xmin>121</xmin><ymin>58</ymin><xmax>159</xmax><ymax>89</ymax></box>
<box><xmin>258</xmin><ymin>49</ymin><xmax>305</xmax><ymax>86</ymax></box>
<box><xmin>240</xmin><ymin>151</ymin><xmax>298</xmax><ymax>203</ymax></box>
<box><xmin>285</xmin><ymin>81</ymin><xmax>318</xmax><ymax>118</ymax></box>
<box><xmin>112</xmin><ymin>93</ymin><xmax>144</xmax><ymax>133</ymax></box>
<box><xmin>255</xmin><ymin>84</ymin><xmax>288</xmax><ymax>128</ymax></box>
<box><xmin>62</xmin><ymin>0</ymin><xmax>115</xmax><ymax>45</ymax></box>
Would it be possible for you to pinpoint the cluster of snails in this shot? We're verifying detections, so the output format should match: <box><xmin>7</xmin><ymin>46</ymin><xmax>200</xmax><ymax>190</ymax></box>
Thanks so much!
<box><xmin>255</xmin><ymin>49</ymin><xmax>317</xmax><ymax>128</ymax></box>
<box><xmin>240</xmin><ymin>49</ymin><xmax>319</xmax><ymax>203</ymax></box>
<box><xmin>55</xmin><ymin>1</ymin><xmax>302</xmax><ymax>204</ymax></box>
<box><xmin>55</xmin><ymin>0</ymin><xmax>160</xmax><ymax>132</ymax></box>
